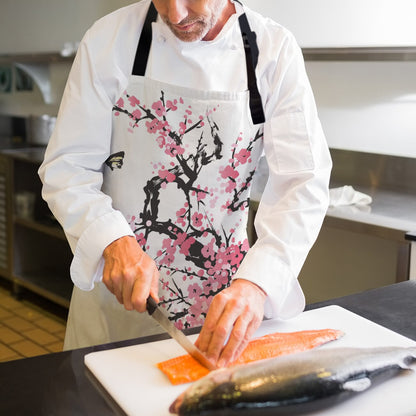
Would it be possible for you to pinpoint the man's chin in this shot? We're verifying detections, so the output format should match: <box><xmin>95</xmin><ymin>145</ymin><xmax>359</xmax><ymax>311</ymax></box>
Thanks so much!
<box><xmin>167</xmin><ymin>22</ymin><xmax>208</xmax><ymax>42</ymax></box>
<box><xmin>174</xmin><ymin>33</ymin><xmax>203</xmax><ymax>42</ymax></box>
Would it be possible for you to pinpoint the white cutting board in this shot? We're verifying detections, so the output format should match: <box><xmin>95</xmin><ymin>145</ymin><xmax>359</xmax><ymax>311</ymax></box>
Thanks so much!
<box><xmin>85</xmin><ymin>306</ymin><xmax>416</xmax><ymax>416</ymax></box>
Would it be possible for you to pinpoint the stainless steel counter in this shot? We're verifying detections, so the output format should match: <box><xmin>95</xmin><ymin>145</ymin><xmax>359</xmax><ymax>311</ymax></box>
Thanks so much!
<box><xmin>251</xmin><ymin>184</ymin><xmax>416</xmax><ymax>242</ymax></box>
<box><xmin>326</xmin><ymin>148</ymin><xmax>416</xmax><ymax>239</ymax></box>
<box><xmin>326</xmin><ymin>185</ymin><xmax>416</xmax><ymax>241</ymax></box>
<box><xmin>251</xmin><ymin>149</ymin><xmax>416</xmax><ymax>240</ymax></box>
<box><xmin>249</xmin><ymin>149</ymin><xmax>416</xmax><ymax>297</ymax></box>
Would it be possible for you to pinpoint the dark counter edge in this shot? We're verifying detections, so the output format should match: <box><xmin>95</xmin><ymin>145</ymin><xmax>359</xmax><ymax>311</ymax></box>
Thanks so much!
<box><xmin>305</xmin><ymin>280</ymin><xmax>416</xmax><ymax>341</ymax></box>
<box><xmin>1</xmin><ymin>281</ymin><xmax>415</xmax><ymax>416</ymax></box>
<box><xmin>406</xmin><ymin>231</ymin><xmax>416</xmax><ymax>241</ymax></box>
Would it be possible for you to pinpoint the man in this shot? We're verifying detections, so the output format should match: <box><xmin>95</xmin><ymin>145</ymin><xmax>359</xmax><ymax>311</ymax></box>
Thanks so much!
<box><xmin>39</xmin><ymin>0</ymin><xmax>331</xmax><ymax>368</ymax></box>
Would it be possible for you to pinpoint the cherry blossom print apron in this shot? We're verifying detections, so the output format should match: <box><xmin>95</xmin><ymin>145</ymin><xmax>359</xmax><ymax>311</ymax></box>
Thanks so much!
<box><xmin>106</xmin><ymin>2</ymin><xmax>265</xmax><ymax>330</ymax></box>
<box><xmin>65</xmin><ymin>2</ymin><xmax>266</xmax><ymax>348</ymax></box>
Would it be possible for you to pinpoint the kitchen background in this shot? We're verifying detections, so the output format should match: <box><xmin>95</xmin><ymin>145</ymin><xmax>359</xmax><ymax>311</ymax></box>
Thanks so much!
<box><xmin>2</xmin><ymin>0</ymin><xmax>416</xmax><ymax>157</ymax></box>
<box><xmin>0</xmin><ymin>0</ymin><xmax>415</xmax><ymax>360</ymax></box>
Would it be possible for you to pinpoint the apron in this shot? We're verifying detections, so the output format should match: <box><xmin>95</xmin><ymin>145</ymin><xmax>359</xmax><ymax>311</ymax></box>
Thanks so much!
<box><xmin>64</xmin><ymin>1</ymin><xmax>265</xmax><ymax>350</ymax></box>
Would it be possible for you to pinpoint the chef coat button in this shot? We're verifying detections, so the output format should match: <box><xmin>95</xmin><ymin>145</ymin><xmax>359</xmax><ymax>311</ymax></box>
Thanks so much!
<box><xmin>230</xmin><ymin>44</ymin><xmax>238</xmax><ymax>50</ymax></box>
<box><xmin>158</xmin><ymin>35</ymin><xmax>166</xmax><ymax>43</ymax></box>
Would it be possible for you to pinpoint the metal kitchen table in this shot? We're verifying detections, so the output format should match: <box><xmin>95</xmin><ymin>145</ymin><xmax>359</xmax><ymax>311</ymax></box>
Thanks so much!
<box><xmin>1</xmin><ymin>280</ymin><xmax>415</xmax><ymax>416</ymax></box>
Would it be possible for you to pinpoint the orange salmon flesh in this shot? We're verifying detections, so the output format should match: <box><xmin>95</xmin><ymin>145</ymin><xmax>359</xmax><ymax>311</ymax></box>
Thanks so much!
<box><xmin>157</xmin><ymin>328</ymin><xmax>344</xmax><ymax>385</ymax></box>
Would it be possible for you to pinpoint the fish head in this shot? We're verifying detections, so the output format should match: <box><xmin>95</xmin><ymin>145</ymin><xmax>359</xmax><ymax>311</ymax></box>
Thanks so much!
<box><xmin>169</xmin><ymin>368</ymin><xmax>231</xmax><ymax>414</ymax></box>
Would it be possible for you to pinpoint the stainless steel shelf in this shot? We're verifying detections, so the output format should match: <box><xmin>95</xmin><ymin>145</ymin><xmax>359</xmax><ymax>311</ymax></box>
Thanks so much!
<box><xmin>13</xmin><ymin>270</ymin><xmax>72</xmax><ymax>308</ymax></box>
<box><xmin>0</xmin><ymin>150</ymin><xmax>73</xmax><ymax>310</ymax></box>
<box><xmin>0</xmin><ymin>53</ymin><xmax>72</xmax><ymax>103</ymax></box>
<box><xmin>14</xmin><ymin>216</ymin><xmax>66</xmax><ymax>240</ymax></box>
<box><xmin>0</xmin><ymin>53</ymin><xmax>73</xmax><ymax>65</ymax></box>
<box><xmin>2</xmin><ymin>47</ymin><xmax>416</xmax><ymax>66</ymax></box>
<box><xmin>302</xmin><ymin>47</ymin><xmax>416</xmax><ymax>61</ymax></box>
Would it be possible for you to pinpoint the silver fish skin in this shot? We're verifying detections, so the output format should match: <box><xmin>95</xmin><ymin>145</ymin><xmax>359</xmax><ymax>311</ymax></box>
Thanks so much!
<box><xmin>169</xmin><ymin>346</ymin><xmax>416</xmax><ymax>415</ymax></box>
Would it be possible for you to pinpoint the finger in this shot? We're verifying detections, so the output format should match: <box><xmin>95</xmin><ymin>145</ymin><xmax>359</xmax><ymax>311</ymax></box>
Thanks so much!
<box><xmin>121</xmin><ymin>269</ymin><xmax>136</xmax><ymax>311</ymax></box>
<box><xmin>205</xmin><ymin>303</ymin><xmax>243</xmax><ymax>363</ymax></box>
<box><xmin>219</xmin><ymin>314</ymin><xmax>260</xmax><ymax>367</ymax></box>
<box><xmin>102</xmin><ymin>260</ymin><xmax>124</xmax><ymax>304</ymax></box>
<box><xmin>131</xmin><ymin>279</ymin><xmax>150</xmax><ymax>312</ymax></box>
<box><xmin>102</xmin><ymin>274</ymin><xmax>114</xmax><ymax>294</ymax></box>
<box><xmin>106</xmin><ymin>271</ymin><xmax>124</xmax><ymax>305</ymax></box>
<box><xmin>113</xmin><ymin>280</ymin><xmax>124</xmax><ymax>305</ymax></box>
<box><xmin>216</xmin><ymin>312</ymin><xmax>251</xmax><ymax>367</ymax></box>
<box><xmin>124</xmin><ymin>255</ymin><xmax>159</xmax><ymax>312</ymax></box>
<box><xmin>131</xmin><ymin>265</ymin><xmax>156</xmax><ymax>313</ymax></box>
<box><xmin>195</xmin><ymin>295</ymin><xmax>228</xmax><ymax>353</ymax></box>
<box><xmin>149</xmin><ymin>266</ymin><xmax>160</xmax><ymax>304</ymax></box>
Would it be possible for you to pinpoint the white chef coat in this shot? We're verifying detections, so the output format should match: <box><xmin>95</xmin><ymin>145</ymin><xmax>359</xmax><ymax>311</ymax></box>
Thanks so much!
<box><xmin>39</xmin><ymin>0</ymin><xmax>331</xmax><ymax>328</ymax></box>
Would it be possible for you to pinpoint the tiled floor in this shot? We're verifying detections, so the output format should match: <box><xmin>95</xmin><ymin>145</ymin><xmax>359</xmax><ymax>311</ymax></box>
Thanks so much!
<box><xmin>0</xmin><ymin>282</ymin><xmax>67</xmax><ymax>362</ymax></box>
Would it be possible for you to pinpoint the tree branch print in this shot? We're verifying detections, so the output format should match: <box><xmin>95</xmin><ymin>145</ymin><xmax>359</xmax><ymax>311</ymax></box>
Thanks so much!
<box><xmin>112</xmin><ymin>89</ymin><xmax>262</xmax><ymax>328</ymax></box>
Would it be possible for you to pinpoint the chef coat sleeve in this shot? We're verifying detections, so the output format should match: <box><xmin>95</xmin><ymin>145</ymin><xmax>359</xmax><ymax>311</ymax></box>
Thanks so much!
<box><xmin>232</xmin><ymin>31</ymin><xmax>332</xmax><ymax>319</ymax></box>
<box><xmin>38</xmin><ymin>28</ymin><xmax>134</xmax><ymax>291</ymax></box>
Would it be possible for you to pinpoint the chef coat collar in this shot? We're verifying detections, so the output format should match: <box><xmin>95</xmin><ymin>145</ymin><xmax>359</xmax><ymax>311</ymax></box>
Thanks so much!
<box><xmin>132</xmin><ymin>1</ymin><xmax>265</xmax><ymax>125</ymax></box>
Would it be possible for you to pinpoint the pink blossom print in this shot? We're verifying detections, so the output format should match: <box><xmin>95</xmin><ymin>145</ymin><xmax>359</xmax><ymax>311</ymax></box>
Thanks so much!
<box><xmin>110</xmin><ymin>89</ymin><xmax>263</xmax><ymax>329</ymax></box>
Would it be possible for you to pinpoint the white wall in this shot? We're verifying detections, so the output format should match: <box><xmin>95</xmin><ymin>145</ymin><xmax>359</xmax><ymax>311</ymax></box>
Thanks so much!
<box><xmin>0</xmin><ymin>0</ymin><xmax>138</xmax><ymax>116</ymax></box>
<box><xmin>307</xmin><ymin>61</ymin><xmax>416</xmax><ymax>158</ymax></box>
<box><xmin>1</xmin><ymin>0</ymin><xmax>416</xmax><ymax>157</ymax></box>
<box><xmin>0</xmin><ymin>0</ymin><xmax>138</xmax><ymax>54</ymax></box>
<box><xmin>244</xmin><ymin>0</ymin><xmax>416</xmax><ymax>47</ymax></box>
<box><xmin>244</xmin><ymin>0</ymin><xmax>416</xmax><ymax>158</ymax></box>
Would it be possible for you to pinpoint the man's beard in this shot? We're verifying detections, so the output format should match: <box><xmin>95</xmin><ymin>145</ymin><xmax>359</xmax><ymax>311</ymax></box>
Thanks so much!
<box><xmin>162</xmin><ymin>17</ymin><xmax>210</xmax><ymax>42</ymax></box>
<box><xmin>163</xmin><ymin>17</ymin><xmax>212</xmax><ymax>42</ymax></box>
<box><xmin>161</xmin><ymin>4</ymin><xmax>224</xmax><ymax>43</ymax></box>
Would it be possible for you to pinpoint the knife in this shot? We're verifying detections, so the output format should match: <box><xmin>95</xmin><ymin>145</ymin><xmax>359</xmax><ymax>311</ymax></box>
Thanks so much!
<box><xmin>146</xmin><ymin>296</ymin><xmax>217</xmax><ymax>371</ymax></box>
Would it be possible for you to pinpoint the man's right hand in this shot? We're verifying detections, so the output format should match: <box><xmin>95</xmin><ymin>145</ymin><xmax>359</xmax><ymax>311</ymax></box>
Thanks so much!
<box><xmin>102</xmin><ymin>236</ymin><xmax>160</xmax><ymax>312</ymax></box>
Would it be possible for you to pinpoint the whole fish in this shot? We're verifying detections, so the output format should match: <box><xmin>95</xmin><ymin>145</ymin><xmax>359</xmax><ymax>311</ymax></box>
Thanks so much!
<box><xmin>170</xmin><ymin>346</ymin><xmax>416</xmax><ymax>415</ymax></box>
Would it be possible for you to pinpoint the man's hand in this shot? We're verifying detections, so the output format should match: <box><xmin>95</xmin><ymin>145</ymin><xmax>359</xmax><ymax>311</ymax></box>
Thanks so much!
<box><xmin>195</xmin><ymin>279</ymin><xmax>266</xmax><ymax>368</ymax></box>
<box><xmin>102</xmin><ymin>236</ymin><xmax>159</xmax><ymax>312</ymax></box>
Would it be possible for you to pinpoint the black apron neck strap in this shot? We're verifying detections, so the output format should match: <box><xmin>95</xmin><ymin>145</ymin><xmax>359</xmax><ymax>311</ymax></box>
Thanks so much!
<box><xmin>132</xmin><ymin>1</ymin><xmax>265</xmax><ymax>125</ymax></box>
<box><xmin>238</xmin><ymin>12</ymin><xmax>265</xmax><ymax>125</ymax></box>
<box><xmin>132</xmin><ymin>2</ymin><xmax>158</xmax><ymax>77</ymax></box>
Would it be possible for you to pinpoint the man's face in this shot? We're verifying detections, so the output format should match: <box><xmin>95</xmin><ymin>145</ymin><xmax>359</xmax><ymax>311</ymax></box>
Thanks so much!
<box><xmin>152</xmin><ymin>0</ymin><xmax>230</xmax><ymax>42</ymax></box>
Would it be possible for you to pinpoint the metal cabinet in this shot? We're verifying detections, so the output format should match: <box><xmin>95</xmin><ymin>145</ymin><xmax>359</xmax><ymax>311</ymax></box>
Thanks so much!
<box><xmin>0</xmin><ymin>155</ymin><xmax>12</xmax><ymax>278</ymax></box>
<box><xmin>0</xmin><ymin>150</ymin><xmax>72</xmax><ymax>308</ymax></box>
<box><xmin>405</xmin><ymin>232</ymin><xmax>416</xmax><ymax>280</ymax></box>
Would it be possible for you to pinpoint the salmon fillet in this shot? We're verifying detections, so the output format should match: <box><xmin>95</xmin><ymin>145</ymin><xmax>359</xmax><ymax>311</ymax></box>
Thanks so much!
<box><xmin>157</xmin><ymin>328</ymin><xmax>344</xmax><ymax>385</ymax></box>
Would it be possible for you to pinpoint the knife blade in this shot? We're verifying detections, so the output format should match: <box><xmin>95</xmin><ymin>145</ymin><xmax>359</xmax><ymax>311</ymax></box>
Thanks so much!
<box><xmin>146</xmin><ymin>296</ymin><xmax>217</xmax><ymax>371</ymax></box>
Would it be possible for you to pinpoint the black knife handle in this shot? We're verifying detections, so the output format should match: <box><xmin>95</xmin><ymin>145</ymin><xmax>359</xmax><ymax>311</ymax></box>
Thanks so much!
<box><xmin>146</xmin><ymin>296</ymin><xmax>158</xmax><ymax>315</ymax></box>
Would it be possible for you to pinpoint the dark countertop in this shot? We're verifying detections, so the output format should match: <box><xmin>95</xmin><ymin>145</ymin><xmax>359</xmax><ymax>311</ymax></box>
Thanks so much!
<box><xmin>1</xmin><ymin>281</ymin><xmax>415</xmax><ymax>416</ymax></box>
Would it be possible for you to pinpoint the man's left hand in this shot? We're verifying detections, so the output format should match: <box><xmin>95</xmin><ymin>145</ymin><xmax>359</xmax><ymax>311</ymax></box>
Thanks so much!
<box><xmin>195</xmin><ymin>279</ymin><xmax>266</xmax><ymax>368</ymax></box>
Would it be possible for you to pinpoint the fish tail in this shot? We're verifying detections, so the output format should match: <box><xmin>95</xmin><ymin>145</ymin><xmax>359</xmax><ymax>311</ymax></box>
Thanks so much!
<box><xmin>400</xmin><ymin>347</ymin><xmax>416</xmax><ymax>371</ymax></box>
<box><xmin>406</xmin><ymin>347</ymin><xmax>416</xmax><ymax>359</ymax></box>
